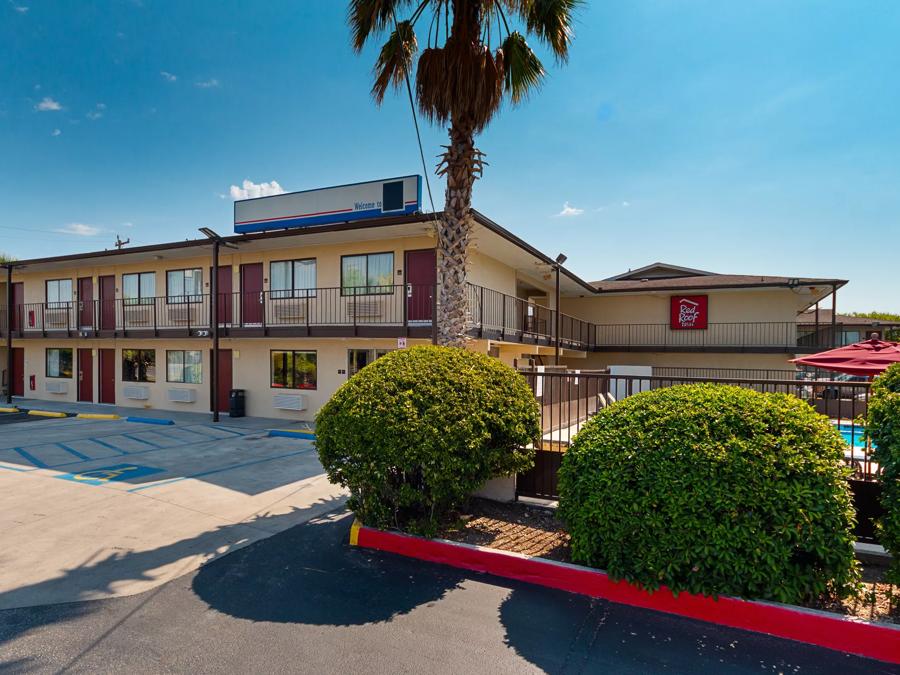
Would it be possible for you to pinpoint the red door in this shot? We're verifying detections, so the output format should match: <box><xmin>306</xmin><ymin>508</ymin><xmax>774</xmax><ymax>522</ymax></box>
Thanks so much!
<box><xmin>78</xmin><ymin>277</ymin><xmax>94</xmax><ymax>328</ymax></box>
<box><xmin>98</xmin><ymin>348</ymin><xmax>115</xmax><ymax>404</ymax></box>
<box><xmin>212</xmin><ymin>265</ymin><xmax>233</xmax><ymax>325</ymax></box>
<box><xmin>12</xmin><ymin>282</ymin><xmax>23</xmax><ymax>333</ymax></box>
<box><xmin>240</xmin><ymin>263</ymin><xmax>263</xmax><ymax>325</ymax></box>
<box><xmin>99</xmin><ymin>275</ymin><xmax>116</xmax><ymax>331</ymax></box>
<box><xmin>11</xmin><ymin>347</ymin><xmax>24</xmax><ymax>397</ymax></box>
<box><xmin>211</xmin><ymin>349</ymin><xmax>232</xmax><ymax>413</ymax></box>
<box><xmin>77</xmin><ymin>348</ymin><xmax>93</xmax><ymax>402</ymax></box>
<box><xmin>404</xmin><ymin>249</ymin><xmax>436</xmax><ymax>321</ymax></box>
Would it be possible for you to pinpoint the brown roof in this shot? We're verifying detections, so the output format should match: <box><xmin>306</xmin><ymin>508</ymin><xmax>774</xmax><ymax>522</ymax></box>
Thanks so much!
<box><xmin>797</xmin><ymin>309</ymin><xmax>900</xmax><ymax>326</ymax></box>
<box><xmin>592</xmin><ymin>274</ymin><xmax>847</xmax><ymax>293</ymax></box>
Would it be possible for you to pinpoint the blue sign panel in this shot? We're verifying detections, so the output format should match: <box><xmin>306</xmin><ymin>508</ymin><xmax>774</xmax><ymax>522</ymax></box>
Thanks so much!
<box><xmin>233</xmin><ymin>175</ymin><xmax>422</xmax><ymax>234</ymax></box>
<box><xmin>56</xmin><ymin>463</ymin><xmax>165</xmax><ymax>486</ymax></box>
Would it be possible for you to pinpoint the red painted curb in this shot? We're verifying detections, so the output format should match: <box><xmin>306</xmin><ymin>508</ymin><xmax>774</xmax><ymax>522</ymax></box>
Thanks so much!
<box><xmin>355</xmin><ymin>525</ymin><xmax>900</xmax><ymax>665</ymax></box>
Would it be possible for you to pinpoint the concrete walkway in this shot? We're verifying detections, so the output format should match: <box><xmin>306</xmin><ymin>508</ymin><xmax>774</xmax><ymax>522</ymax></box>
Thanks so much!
<box><xmin>1</xmin><ymin>408</ymin><xmax>343</xmax><ymax>610</ymax></box>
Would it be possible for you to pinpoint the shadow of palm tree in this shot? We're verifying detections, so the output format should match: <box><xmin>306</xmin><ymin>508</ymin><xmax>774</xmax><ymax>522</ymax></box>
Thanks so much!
<box><xmin>191</xmin><ymin>513</ymin><xmax>467</xmax><ymax>626</ymax></box>
<box><xmin>0</xmin><ymin>494</ymin><xmax>347</xmax><ymax>649</ymax></box>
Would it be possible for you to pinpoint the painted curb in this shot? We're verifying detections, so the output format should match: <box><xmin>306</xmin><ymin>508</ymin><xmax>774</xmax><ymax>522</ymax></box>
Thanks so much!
<box><xmin>125</xmin><ymin>416</ymin><xmax>175</xmax><ymax>426</ymax></box>
<box><xmin>351</xmin><ymin>524</ymin><xmax>900</xmax><ymax>665</ymax></box>
<box><xmin>27</xmin><ymin>410</ymin><xmax>69</xmax><ymax>418</ymax></box>
<box><xmin>0</xmin><ymin>407</ymin><xmax>19</xmax><ymax>413</ymax></box>
<box><xmin>76</xmin><ymin>413</ymin><xmax>121</xmax><ymax>420</ymax></box>
<box><xmin>268</xmin><ymin>429</ymin><xmax>316</xmax><ymax>440</ymax></box>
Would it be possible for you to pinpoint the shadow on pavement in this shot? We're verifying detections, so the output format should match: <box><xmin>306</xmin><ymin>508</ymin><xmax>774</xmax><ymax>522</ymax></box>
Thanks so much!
<box><xmin>0</xmin><ymin>495</ymin><xmax>346</xmax><ymax>649</ymax></box>
<box><xmin>192</xmin><ymin>515</ymin><xmax>467</xmax><ymax>626</ymax></box>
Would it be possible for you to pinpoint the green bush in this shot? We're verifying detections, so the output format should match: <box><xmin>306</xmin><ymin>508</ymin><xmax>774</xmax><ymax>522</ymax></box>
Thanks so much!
<box><xmin>558</xmin><ymin>384</ymin><xmax>860</xmax><ymax>603</ymax></box>
<box><xmin>868</xmin><ymin>363</ymin><xmax>900</xmax><ymax>584</ymax></box>
<box><xmin>315</xmin><ymin>345</ymin><xmax>540</xmax><ymax>535</ymax></box>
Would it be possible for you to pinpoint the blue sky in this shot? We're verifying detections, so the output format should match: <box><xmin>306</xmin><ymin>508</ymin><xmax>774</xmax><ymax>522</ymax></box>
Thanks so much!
<box><xmin>2</xmin><ymin>1</ymin><xmax>898</xmax><ymax>311</ymax></box>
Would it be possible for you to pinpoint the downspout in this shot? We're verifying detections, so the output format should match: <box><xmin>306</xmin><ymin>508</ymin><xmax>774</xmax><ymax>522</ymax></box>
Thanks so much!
<box><xmin>831</xmin><ymin>283</ymin><xmax>838</xmax><ymax>349</ymax></box>
<box><xmin>554</xmin><ymin>264</ymin><xmax>561</xmax><ymax>366</ymax></box>
<box><xmin>211</xmin><ymin>240</ymin><xmax>220</xmax><ymax>422</ymax></box>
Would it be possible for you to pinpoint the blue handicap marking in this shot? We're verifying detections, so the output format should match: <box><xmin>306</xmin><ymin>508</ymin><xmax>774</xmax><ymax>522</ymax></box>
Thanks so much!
<box><xmin>56</xmin><ymin>463</ymin><xmax>165</xmax><ymax>486</ymax></box>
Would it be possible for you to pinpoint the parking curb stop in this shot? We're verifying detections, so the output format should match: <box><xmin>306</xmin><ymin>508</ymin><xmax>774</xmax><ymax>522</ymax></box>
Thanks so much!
<box><xmin>0</xmin><ymin>407</ymin><xmax>19</xmax><ymax>413</ymax></box>
<box><xmin>349</xmin><ymin>519</ymin><xmax>361</xmax><ymax>546</ymax></box>
<box><xmin>268</xmin><ymin>429</ymin><xmax>316</xmax><ymax>440</ymax></box>
<box><xmin>77</xmin><ymin>413</ymin><xmax>121</xmax><ymax>420</ymax></box>
<box><xmin>27</xmin><ymin>410</ymin><xmax>68</xmax><ymax>418</ymax></box>
<box><xmin>126</xmin><ymin>416</ymin><xmax>175</xmax><ymax>426</ymax></box>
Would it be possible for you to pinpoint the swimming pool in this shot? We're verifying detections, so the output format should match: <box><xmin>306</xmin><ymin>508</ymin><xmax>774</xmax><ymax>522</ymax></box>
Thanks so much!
<box><xmin>837</xmin><ymin>423</ymin><xmax>873</xmax><ymax>449</ymax></box>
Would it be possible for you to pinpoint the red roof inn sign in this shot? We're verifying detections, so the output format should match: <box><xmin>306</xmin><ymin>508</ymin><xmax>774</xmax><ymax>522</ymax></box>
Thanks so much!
<box><xmin>670</xmin><ymin>295</ymin><xmax>708</xmax><ymax>330</ymax></box>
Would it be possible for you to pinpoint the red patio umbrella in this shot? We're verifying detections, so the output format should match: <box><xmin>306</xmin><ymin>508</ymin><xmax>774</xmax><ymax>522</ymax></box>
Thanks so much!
<box><xmin>791</xmin><ymin>338</ymin><xmax>900</xmax><ymax>377</ymax></box>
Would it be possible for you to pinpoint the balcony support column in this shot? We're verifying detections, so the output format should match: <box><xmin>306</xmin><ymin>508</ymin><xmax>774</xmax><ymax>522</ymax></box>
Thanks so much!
<box><xmin>554</xmin><ymin>263</ymin><xmax>561</xmax><ymax>365</ymax></box>
<box><xmin>5</xmin><ymin>265</ymin><xmax>12</xmax><ymax>404</ymax></box>
<box><xmin>211</xmin><ymin>239</ymin><xmax>220</xmax><ymax>423</ymax></box>
<box><xmin>831</xmin><ymin>284</ymin><xmax>838</xmax><ymax>349</ymax></box>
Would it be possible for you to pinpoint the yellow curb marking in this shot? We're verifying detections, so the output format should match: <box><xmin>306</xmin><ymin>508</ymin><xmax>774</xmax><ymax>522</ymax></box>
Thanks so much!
<box><xmin>0</xmin><ymin>407</ymin><xmax>19</xmax><ymax>413</ymax></box>
<box><xmin>349</xmin><ymin>519</ymin><xmax>361</xmax><ymax>546</ymax></box>
<box><xmin>27</xmin><ymin>410</ymin><xmax>68</xmax><ymax>418</ymax></box>
<box><xmin>76</xmin><ymin>413</ymin><xmax>121</xmax><ymax>420</ymax></box>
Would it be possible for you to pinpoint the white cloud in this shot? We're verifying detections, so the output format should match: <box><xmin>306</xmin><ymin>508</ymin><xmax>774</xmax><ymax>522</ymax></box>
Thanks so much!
<box><xmin>55</xmin><ymin>223</ymin><xmax>101</xmax><ymax>236</ymax></box>
<box><xmin>51</xmin><ymin>128</ymin><xmax>61</xmax><ymax>137</ymax></box>
<box><xmin>86</xmin><ymin>103</ymin><xmax>106</xmax><ymax>120</ymax></box>
<box><xmin>195</xmin><ymin>78</ymin><xmax>220</xmax><ymax>89</ymax></box>
<box><xmin>35</xmin><ymin>96</ymin><xmax>62</xmax><ymax>111</ymax></box>
<box><xmin>229</xmin><ymin>179</ymin><xmax>285</xmax><ymax>200</ymax></box>
<box><xmin>12</xmin><ymin>3</ymin><xmax>28</xmax><ymax>13</ymax></box>
<box><xmin>160</xmin><ymin>71</ymin><xmax>177</xmax><ymax>82</ymax></box>
<box><xmin>555</xmin><ymin>201</ymin><xmax>584</xmax><ymax>217</ymax></box>
<box><xmin>622</xmin><ymin>201</ymin><xmax>630</xmax><ymax>207</ymax></box>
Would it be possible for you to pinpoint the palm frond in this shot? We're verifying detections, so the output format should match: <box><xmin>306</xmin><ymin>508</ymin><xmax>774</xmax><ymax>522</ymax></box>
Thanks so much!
<box><xmin>372</xmin><ymin>20</ymin><xmax>419</xmax><ymax>103</ymax></box>
<box><xmin>502</xmin><ymin>0</ymin><xmax>581</xmax><ymax>60</ymax></box>
<box><xmin>499</xmin><ymin>31</ymin><xmax>544</xmax><ymax>104</ymax></box>
<box><xmin>348</xmin><ymin>0</ymin><xmax>416</xmax><ymax>52</ymax></box>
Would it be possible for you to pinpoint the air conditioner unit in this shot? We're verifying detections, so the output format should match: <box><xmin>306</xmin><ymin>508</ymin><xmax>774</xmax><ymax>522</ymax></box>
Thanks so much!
<box><xmin>123</xmin><ymin>306</ymin><xmax>151</xmax><ymax>326</ymax></box>
<box><xmin>46</xmin><ymin>380</ymin><xmax>69</xmax><ymax>394</ymax></box>
<box><xmin>167</xmin><ymin>388</ymin><xmax>196</xmax><ymax>403</ymax></box>
<box><xmin>348</xmin><ymin>298</ymin><xmax>382</xmax><ymax>319</ymax></box>
<box><xmin>166</xmin><ymin>304</ymin><xmax>200</xmax><ymax>325</ymax></box>
<box><xmin>123</xmin><ymin>385</ymin><xmax>150</xmax><ymax>400</ymax></box>
<box><xmin>273</xmin><ymin>303</ymin><xmax>306</xmax><ymax>322</ymax></box>
<box><xmin>272</xmin><ymin>393</ymin><xmax>307</xmax><ymax>411</ymax></box>
<box><xmin>44</xmin><ymin>308</ymin><xmax>70</xmax><ymax>328</ymax></box>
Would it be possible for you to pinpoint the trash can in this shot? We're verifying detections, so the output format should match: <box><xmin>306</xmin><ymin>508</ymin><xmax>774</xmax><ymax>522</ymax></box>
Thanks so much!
<box><xmin>229</xmin><ymin>389</ymin><xmax>246</xmax><ymax>418</ymax></box>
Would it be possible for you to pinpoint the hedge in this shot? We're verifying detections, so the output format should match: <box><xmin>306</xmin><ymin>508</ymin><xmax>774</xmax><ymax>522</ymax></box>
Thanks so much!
<box><xmin>868</xmin><ymin>363</ymin><xmax>900</xmax><ymax>583</ymax></box>
<box><xmin>558</xmin><ymin>384</ymin><xmax>860</xmax><ymax>604</ymax></box>
<box><xmin>315</xmin><ymin>345</ymin><xmax>540</xmax><ymax>535</ymax></box>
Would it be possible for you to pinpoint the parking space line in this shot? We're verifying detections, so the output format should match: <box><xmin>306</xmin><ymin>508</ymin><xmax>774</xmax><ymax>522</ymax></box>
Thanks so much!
<box><xmin>126</xmin><ymin>449</ymin><xmax>311</xmax><ymax>493</ymax></box>
<box><xmin>150</xmin><ymin>427</ymin><xmax>217</xmax><ymax>442</ymax></box>
<box><xmin>122</xmin><ymin>434</ymin><xmax>165</xmax><ymax>449</ymax></box>
<box><xmin>91</xmin><ymin>438</ymin><xmax>129</xmax><ymax>455</ymax></box>
<box><xmin>203</xmin><ymin>425</ymin><xmax>247</xmax><ymax>437</ymax></box>
<box><xmin>13</xmin><ymin>447</ymin><xmax>49</xmax><ymax>468</ymax></box>
<box><xmin>56</xmin><ymin>443</ymin><xmax>92</xmax><ymax>461</ymax></box>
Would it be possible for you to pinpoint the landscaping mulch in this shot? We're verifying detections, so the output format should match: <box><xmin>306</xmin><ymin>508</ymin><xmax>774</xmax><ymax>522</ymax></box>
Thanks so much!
<box><xmin>442</xmin><ymin>497</ymin><xmax>899</xmax><ymax>625</ymax></box>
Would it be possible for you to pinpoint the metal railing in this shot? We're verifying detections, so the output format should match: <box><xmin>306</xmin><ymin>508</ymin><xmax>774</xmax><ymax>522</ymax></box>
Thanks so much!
<box><xmin>516</xmin><ymin>371</ymin><xmax>877</xmax><ymax>503</ymax></box>
<box><xmin>593</xmin><ymin>322</ymin><xmax>802</xmax><ymax>350</ymax></box>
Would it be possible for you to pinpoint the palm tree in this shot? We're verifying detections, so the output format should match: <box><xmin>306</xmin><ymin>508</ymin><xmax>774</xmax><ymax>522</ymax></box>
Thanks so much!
<box><xmin>350</xmin><ymin>0</ymin><xmax>580</xmax><ymax>346</ymax></box>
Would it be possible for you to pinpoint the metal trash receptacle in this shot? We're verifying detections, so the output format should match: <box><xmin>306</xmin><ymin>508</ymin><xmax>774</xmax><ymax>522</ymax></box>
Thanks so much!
<box><xmin>229</xmin><ymin>389</ymin><xmax>246</xmax><ymax>418</ymax></box>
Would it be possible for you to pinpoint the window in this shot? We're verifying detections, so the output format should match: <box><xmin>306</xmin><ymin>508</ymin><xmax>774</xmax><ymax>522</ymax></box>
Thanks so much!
<box><xmin>166</xmin><ymin>268</ymin><xmax>203</xmax><ymax>304</ymax></box>
<box><xmin>347</xmin><ymin>348</ymin><xmax>392</xmax><ymax>377</ymax></box>
<box><xmin>123</xmin><ymin>349</ymin><xmax>156</xmax><ymax>382</ymax></box>
<box><xmin>166</xmin><ymin>350</ymin><xmax>202</xmax><ymax>383</ymax></box>
<box><xmin>842</xmin><ymin>331</ymin><xmax>860</xmax><ymax>346</ymax></box>
<box><xmin>46</xmin><ymin>348</ymin><xmax>73</xmax><ymax>378</ymax></box>
<box><xmin>270</xmin><ymin>259</ymin><xmax>316</xmax><ymax>299</ymax></box>
<box><xmin>123</xmin><ymin>272</ymin><xmax>156</xmax><ymax>305</ymax></box>
<box><xmin>270</xmin><ymin>350</ymin><xmax>317</xmax><ymax>389</ymax></box>
<box><xmin>46</xmin><ymin>279</ymin><xmax>73</xmax><ymax>308</ymax></box>
<box><xmin>341</xmin><ymin>252</ymin><xmax>394</xmax><ymax>295</ymax></box>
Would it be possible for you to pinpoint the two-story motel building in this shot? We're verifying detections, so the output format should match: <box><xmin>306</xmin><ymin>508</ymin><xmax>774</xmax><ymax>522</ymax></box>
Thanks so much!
<box><xmin>1</xmin><ymin>177</ymin><xmax>847</xmax><ymax>421</ymax></box>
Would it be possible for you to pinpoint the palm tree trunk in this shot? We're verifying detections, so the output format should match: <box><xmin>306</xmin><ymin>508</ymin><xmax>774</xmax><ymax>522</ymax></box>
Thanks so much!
<box><xmin>437</xmin><ymin>119</ymin><xmax>478</xmax><ymax>347</ymax></box>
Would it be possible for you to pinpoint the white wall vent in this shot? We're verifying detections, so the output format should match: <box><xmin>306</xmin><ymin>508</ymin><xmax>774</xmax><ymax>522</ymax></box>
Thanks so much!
<box><xmin>272</xmin><ymin>393</ymin><xmax>307</xmax><ymax>411</ymax></box>
<box><xmin>46</xmin><ymin>380</ymin><xmax>69</xmax><ymax>394</ymax></box>
<box><xmin>123</xmin><ymin>385</ymin><xmax>150</xmax><ymax>400</ymax></box>
<box><xmin>167</xmin><ymin>388</ymin><xmax>196</xmax><ymax>403</ymax></box>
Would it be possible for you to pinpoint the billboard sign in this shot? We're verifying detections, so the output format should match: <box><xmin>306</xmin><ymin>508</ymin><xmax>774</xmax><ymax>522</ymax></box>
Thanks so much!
<box><xmin>233</xmin><ymin>175</ymin><xmax>422</xmax><ymax>234</ymax></box>
<box><xmin>670</xmin><ymin>295</ymin><xmax>708</xmax><ymax>330</ymax></box>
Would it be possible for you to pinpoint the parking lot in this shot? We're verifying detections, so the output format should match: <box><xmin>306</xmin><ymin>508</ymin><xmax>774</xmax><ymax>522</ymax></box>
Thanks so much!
<box><xmin>0</xmin><ymin>408</ymin><xmax>345</xmax><ymax>610</ymax></box>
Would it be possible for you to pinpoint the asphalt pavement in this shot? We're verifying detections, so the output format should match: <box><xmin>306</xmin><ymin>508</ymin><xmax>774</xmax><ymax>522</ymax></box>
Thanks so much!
<box><xmin>1</xmin><ymin>509</ymin><xmax>894</xmax><ymax>675</ymax></box>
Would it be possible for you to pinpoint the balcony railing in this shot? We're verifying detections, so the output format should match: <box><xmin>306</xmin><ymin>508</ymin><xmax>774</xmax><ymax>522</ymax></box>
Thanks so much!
<box><xmin>592</xmin><ymin>322</ymin><xmax>805</xmax><ymax>351</ymax></box>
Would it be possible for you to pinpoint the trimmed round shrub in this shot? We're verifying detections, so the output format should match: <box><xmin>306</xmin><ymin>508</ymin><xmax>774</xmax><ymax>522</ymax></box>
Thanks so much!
<box><xmin>315</xmin><ymin>345</ymin><xmax>540</xmax><ymax>535</ymax></box>
<box><xmin>558</xmin><ymin>384</ymin><xmax>860</xmax><ymax>603</ymax></box>
<box><xmin>868</xmin><ymin>363</ymin><xmax>900</xmax><ymax>584</ymax></box>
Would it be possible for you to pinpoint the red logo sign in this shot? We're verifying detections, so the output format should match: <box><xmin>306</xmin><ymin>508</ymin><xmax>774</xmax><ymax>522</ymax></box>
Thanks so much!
<box><xmin>670</xmin><ymin>295</ymin><xmax>708</xmax><ymax>330</ymax></box>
